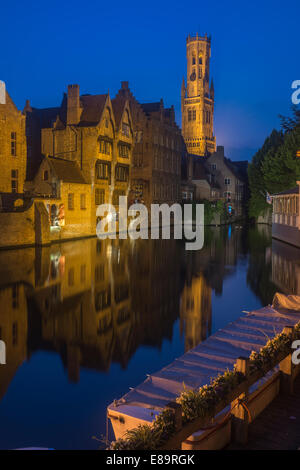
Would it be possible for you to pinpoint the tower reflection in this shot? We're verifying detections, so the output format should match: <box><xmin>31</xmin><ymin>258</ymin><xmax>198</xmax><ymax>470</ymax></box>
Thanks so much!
<box><xmin>0</xmin><ymin>225</ymin><xmax>298</xmax><ymax>401</ymax></box>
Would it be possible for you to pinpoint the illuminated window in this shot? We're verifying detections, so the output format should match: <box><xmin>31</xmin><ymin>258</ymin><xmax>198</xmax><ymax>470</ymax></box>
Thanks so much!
<box><xmin>11</xmin><ymin>132</ymin><xmax>17</xmax><ymax>156</ymax></box>
<box><xmin>122</xmin><ymin>122</ymin><xmax>130</xmax><ymax>137</ymax></box>
<box><xmin>119</xmin><ymin>144</ymin><xmax>129</xmax><ymax>158</ymax></box>
<box><xmin>96</xmin><ymin>162</ymin><xmax>110</xmax><ymax>180</ymax></box>
<box><xmin>115</xmin><ymin>165</ymin><xmax>129</xmax><ymax>182</ymax></box>
<box><xmin>11</xmin><ymin>169</ymin><xmax>18</xmax><ymax>193</ymax></box>
<box><xmin>95</xmin><ymin>188</ymin><xmax>105</xmax><ymax>205</ymax></box>
<box><xmin>68</xmin><ymin>193</ymin><xmax>74</xmax><ymax>210</ymax></box>
<box><xmin>80</xmin><ymin>193</ymin><xmax>86</xmax><ymax>210</ymax></box>
<box><xmin>99</xmin><ymin>139</ymin><xmax>112</xmax><ymax>155</ymax></box>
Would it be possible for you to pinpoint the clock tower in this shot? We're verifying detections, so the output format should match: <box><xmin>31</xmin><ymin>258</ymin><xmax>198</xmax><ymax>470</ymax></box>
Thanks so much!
<box><xmin>181</xmin><ymin>33</ymin><xmax>216</xmax><ymax>156</ymax></box>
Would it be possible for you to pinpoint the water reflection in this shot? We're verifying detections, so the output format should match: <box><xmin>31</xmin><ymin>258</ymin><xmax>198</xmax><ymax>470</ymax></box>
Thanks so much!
<box><xmin>0</xmin><ymin>225</ymin><xmax>299</xmax><ymax>448</ymax></box>
<box><xmin>272</xmin><ymin>239</ymin><xmax>300</xmax><ymax>295</ymax></box>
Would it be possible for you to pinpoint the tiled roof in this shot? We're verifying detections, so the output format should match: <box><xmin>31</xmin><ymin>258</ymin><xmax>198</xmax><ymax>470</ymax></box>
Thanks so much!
<box><xmin>30</xmin><ymin>107</ymin><xmax>61</xmax><ymax>128</ymax></box>
<box><xmin>79</xmin><ymin>94</ymin><xmax>107</xmax><ymax>126</ymax></box>
<box><xmin>224</xmin><ymin>157</ymin><xmax>248</xmax><ymax>182</ymax></box>
<box><xmin>273</xmin><ymin>186</ymin><xmax>299</xmax><ymax>196</ymax></box>
<box><xmin>112</xmin><ymin>96</ymin><xmax>127</xmax><ymax>127</ymax></box>
<box><xmin>47</xmin><ymin>157</ymin><xmax>87</xmax><ymax>184</ymax></box>
<box><xmin>141</xmin><ymin>102</ymin><xmax>161</xmax><ymax>114</ymax></box>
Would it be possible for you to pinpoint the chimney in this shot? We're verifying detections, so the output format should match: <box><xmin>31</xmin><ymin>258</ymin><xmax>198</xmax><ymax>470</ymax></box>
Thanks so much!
<box><xmin>0</xmin><ymin>80</ymin><xmax>6</xmax><ymax>104</ymax></box>
<box><xmin>67</xmin><ymin>84</ymin><xmax>80</xmax><ymax>125</ymax></box>
<box><xmin>24</xmin><ymin>99</ymin><xmax>32</xmax><ymax>113</ymax></box>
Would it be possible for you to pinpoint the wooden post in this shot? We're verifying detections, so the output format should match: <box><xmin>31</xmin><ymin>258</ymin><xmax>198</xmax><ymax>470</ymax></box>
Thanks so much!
<box><xmin>166</xmin><ymin>401</ymin><xmax>182</xmax><ymax>432</ymax></box>
<box><xmin>279</xmin><ymin>326</ymin><xmax>295</xmax><ymax>395</ymax></box>
<box><xmin>231</xmin><ymin>357</ymin><xmax>250</xmax><ymax>445</ymax></box>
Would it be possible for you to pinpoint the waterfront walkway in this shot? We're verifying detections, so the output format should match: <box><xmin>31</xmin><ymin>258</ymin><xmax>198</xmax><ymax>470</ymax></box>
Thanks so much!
<box><xmin>229</xmin><ymin>374</ymin><xmax>300</xmax><ymax>450</ymax></box>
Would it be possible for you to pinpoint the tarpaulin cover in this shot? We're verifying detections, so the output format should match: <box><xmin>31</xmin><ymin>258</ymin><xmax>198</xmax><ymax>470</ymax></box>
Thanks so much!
<box><xmin>108</xmin><ymin>294</ymin><xmax>300</xmax><ymax>422</ymax></box>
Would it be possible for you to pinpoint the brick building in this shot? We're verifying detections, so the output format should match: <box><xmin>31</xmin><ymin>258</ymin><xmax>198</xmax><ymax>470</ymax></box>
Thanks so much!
<box><xmin>24</xmin><ymin>84</ymin><xmax>134</xmax><ymax>230</ymax></box>
<box><xmin>114</xmin><ymin>82</ymin><xmax>183</xmax><ymax>208</ymax></box>
<box><xmin>26</xmin><ymin>156</ymin><xmax>93</xmax><ymax>240</ymax></box>
<box><xmin>0</xmin><ymin>82</ymin><xmax>27</xmax><ymax>210</ymax></box>
<box><xmin>187</xmin><ymin>146</ymin><xmax>248</xmax><ymax>216</ymax></box>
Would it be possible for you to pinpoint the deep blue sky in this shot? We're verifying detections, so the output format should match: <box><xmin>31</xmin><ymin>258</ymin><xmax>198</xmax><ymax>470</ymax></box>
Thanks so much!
<box><xmin>1</xmin><ymin>0</ymin><xmax>299</xmax><ymax>160</ymax></box>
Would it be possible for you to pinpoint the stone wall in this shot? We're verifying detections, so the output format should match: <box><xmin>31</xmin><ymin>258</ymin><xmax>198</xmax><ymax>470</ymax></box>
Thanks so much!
<box><xmin>272</xmin><ymin>222</ymin><xmax>300</xmax><ymax>248</ymax></box>
<box><xmin>0</xmin><ymin>203</ymin><xmax>36</xmax><ymax>249</ymax></box>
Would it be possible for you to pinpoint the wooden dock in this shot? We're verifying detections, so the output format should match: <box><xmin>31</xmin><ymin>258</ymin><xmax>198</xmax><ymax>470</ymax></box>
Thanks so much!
<box><xmin>107</xmin><ymin>293</ymin><xmax>300</xmax><ymax>449</ymax></box>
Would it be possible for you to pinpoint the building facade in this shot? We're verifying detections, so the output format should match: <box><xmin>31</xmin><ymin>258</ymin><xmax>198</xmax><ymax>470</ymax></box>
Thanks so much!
<box><xmin>26</xmin><ymin>156</ymin><xmax>93</xmax><ymax>240</ymax></box>
<box><xmin>187</xmin><ymin>146</ymin><xmax>248</xmax><ymax>216</ymax></box>
<box><xmin>181</xmin><ymin>34</ymin><xmax>216</xmax><ymax>156</ymax></box>
<box><xmin>24</xmin><ymin>84</ymin><xmax>134</xmax><ymax>231</ymax></box>
<box><xmin>0</xmin><ymin>82</ymin><xmax>27</xmax><ymax>210</ymax></box>
<box><xmin>115</xmin><ymin>82</ymin><xmax>183</xmax><ymax>209</ymax></box>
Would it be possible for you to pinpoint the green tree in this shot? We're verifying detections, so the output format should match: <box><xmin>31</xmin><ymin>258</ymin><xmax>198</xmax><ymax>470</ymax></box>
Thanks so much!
<box><xmin>262</xmin><ymin>126</ymin><xmax>300</xmax><ymax>193</ymax></box>
<box><xmin>248</xmin><ymin>129</ymin><xmax>284</xmax><ymax>218</ymax></box>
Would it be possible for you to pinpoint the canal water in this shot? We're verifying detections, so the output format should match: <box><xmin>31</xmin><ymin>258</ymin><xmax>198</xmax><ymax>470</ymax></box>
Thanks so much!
<box><xmin>0</xmin><ymin>224</ymin><xmax>299</xmax><ymax>449</ymax></box>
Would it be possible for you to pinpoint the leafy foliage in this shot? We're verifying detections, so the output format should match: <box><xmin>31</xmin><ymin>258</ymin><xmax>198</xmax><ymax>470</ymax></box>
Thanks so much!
<box><xmin>248</xmin><ymin>129</ymin><xmax>284</xmax><ymax>218</ymax></box>
<box><xmin>248</xmin><ymin>106</ymin><xmax>300</xmax><ymax>219</ymax></box>
<box><xmin>110</xmin><ymin>320</ymin><xmax>300</xmax><ymax>451</ymax></box>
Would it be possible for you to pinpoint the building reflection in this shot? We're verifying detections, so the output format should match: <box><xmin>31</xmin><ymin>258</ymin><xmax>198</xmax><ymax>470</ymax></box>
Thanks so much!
<box><xmin>180</xmin><ymin>273</ymin><xmax>212</xmax><ymax>351</ymax></box>
<box><xmin>1</xmin><ymin>224</ymin><xmax>297</xmax><ymax>399</ymax></box>
<box><xmin>271</xmin><ymin>239</ymin><xmax>300</xmax><ymax>295</ymax></box>
<box><xmin>0</xmin><ymin>283</ymin><xmax>28</xmax><ymax>400</ymax></box>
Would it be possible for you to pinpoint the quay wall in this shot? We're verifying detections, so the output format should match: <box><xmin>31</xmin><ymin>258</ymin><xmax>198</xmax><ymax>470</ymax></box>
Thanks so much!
<box><xmin>0</xmin><ymin>200</ymin><xmax>94</xmax><ymax>249</ymax></box>
<box><xmin>0</xmin><ymin>203</ymin><xmax>36</xmax><ymax>248</ymax></box>
<box><xmin>272</xmin><ymin>222</ymin><xmax>300</xmax><ymax>249</ymax></box>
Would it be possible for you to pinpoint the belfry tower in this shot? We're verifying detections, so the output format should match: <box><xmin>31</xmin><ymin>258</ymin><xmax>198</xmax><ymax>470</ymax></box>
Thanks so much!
<box><xmin>181</xmin><ymin>33</ymin><xmax>216</xmax><ymax>156</ymax></box>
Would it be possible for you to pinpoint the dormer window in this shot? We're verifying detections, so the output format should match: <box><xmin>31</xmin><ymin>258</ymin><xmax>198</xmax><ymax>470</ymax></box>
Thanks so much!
<box><xmin>122</xmin><ymin>122</ymin><xmax>130</xmax><ymax>137</ymax></box>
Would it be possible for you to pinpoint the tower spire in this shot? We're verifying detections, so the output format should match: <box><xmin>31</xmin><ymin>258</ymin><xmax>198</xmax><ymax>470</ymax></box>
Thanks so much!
<box><xmin>181</xmin><ymin>33</ymin><xmax>216</xmax><ymax>156</ymax></box>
